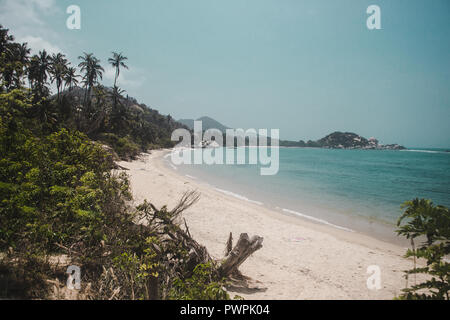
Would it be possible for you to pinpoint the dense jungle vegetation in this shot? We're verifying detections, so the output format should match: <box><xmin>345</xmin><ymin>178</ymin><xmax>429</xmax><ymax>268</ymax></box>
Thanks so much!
<box><xmin>0</xmin><ymin>25</ymin><xmax>229</xmax><ymax>300</ymax></box>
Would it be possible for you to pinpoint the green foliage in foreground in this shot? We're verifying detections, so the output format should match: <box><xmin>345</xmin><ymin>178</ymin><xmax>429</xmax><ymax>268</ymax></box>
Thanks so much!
<box><xmin>397</xmin><ymin>198</ymin><xmax>450</xmax><ymax>300</ymax></box>
<box><xmin>169</xmin><ymin>263</ymin><xmax>230</xmax><ymax>300</ymax></box>
<box><xmin>0</xmin><ymin>87</ymin><xmax>229</xmax><ymax>299</ymax></box>
<box><xmin>0</xmin><ymin>25</ymin><xmax>228</xmax><ymax>300</ymax></box>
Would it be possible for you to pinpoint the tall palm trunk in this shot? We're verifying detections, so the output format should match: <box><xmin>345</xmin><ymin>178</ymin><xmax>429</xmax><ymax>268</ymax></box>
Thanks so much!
<box><xmin>114</xmin><ymin>69</ymin><xmax>118</xmax><ymax>87</ymax></box>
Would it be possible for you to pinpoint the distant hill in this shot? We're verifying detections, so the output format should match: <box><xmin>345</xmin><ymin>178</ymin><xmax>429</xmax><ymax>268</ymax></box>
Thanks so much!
<box><xmin>177</xmin><ymin>118</ymin><xmax>195</xmax><ymax>130</ymax></box>
<box><xmin>178</xmin><ymin>116</ymin><xmax>229</xmax><ymax>132</ymax></box>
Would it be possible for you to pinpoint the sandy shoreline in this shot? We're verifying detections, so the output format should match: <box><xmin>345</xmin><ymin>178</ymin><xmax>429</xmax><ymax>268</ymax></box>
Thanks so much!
<box><xmin>117</xmin><ymin>149</ymin><xmax>417</xmax><ymax>300</ymax></box>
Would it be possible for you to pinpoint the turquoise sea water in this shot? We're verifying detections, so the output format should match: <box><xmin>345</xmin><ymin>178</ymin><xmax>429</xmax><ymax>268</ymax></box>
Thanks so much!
<box><xmin>171</xmin><ymin>148</ymin><xmax>450</xmax><ymax>244</ymax></box>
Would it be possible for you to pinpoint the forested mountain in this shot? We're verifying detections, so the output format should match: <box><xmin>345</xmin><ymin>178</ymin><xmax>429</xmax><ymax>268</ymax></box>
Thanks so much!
<box><xmin>178</xmin><ymin>116</ymin><xmax>229</xmax><ymax>133</ymax></box>
<box><xmin>55</xmin><ymin>85</ymin><xmax>188</xmax><ymax>159</ymax></box>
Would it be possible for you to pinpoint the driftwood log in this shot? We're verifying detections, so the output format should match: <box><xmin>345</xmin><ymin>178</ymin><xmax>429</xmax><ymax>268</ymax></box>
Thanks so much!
<box><xmin>218</xmin><ymin>233</ymin><xmax>264</xmax><ymax>277</ymax></box>
<box><xmin>135</xmin><ymin>191</ymin><xmax>264</xmax><ymax>297</ymax></box>
<box><xmin>161</xmin><ymin>191</ymin><xmax>264</xmax><ymax>279</ymax></box>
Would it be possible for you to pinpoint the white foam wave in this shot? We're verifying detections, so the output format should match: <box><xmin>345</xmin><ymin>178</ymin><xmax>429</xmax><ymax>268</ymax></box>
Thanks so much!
<box><xmin>282</xmin><ymin>208</ymin><xmax>354</xmax><ymax>232</ymax></box>
<box><xmin>168</xmin><ymin>162</ymin><xmax>178</xmax><ymax>170</ymax></box>
<box><xmin>214</xmin><ymin>188</ymin><xmax>263</xmax><ymax>205</ymax></box>
<box><xmin>401</xmin><ymin>149</ymin><xmax>448</xmax><ymax>154</ymax></box>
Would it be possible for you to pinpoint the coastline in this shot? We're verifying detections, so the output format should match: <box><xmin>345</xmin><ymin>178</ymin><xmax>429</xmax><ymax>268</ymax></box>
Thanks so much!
<box><xmin>118</xmin><ymin>149</ymin><xmax>419</xmax><ymax>300</ymax></box>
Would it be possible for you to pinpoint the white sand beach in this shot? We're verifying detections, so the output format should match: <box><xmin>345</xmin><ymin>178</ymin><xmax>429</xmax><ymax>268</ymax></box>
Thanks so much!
<box><xmin>117</xmin><ymin>149</ymin><xmax>418</xmax><ymax>300</ymax></box>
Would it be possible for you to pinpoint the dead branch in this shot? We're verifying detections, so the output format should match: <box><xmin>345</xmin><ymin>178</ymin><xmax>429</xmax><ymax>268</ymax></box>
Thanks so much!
<box><xmin>170</xmin><ymin>189</ymin><xmax>200</xmax><ymax>217</ymax></box>
<box><xmin>225</xmin><ymin>232</ymin><xmax>233</xmax><ymax>256</ymax></box>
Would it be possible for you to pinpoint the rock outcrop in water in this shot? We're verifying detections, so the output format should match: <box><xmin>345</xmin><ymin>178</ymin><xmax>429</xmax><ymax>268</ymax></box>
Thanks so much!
<box><xmin>313</xmin><ymin>132</ymin><xmax>405</xmax><ymax>150</ymax></box>
<box><xmin>280</xmin><ymin>132</ymin><xmax>406</xmax><ymax>149</ymax></box>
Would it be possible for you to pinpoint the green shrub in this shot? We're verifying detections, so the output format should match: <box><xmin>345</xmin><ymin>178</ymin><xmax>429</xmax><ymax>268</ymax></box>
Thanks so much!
<box><xmin>397</xmin><ymin>198</ymin><xmax>450</xmax><ymax>300</ymax></box>
<box><xmin>168</xmin><ymin>263</ymin><xmax>230</xmax><ymax>300</ymax></box>
<box><xmin>97</xmin><ymin>132</ymin><xmax>141</xmax><ymax>159</ymax></box>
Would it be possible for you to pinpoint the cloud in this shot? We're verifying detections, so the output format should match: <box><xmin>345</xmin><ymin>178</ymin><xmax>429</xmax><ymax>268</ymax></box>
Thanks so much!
<box><xmin>0</xmin><ymin>0</ymin><xmax>145</xmax><ymax>95</ymax></box>
<box><xmin>0</xmin><ymin>0</ymin><xmax>63</xmax><ymax>54</ymax></box>
<box><xmin>103</xmin><ymin>65</ymin><xmax>146</xmax><ymax>89</ymax></box>
<box><xmin>18</xmin><ymin>35</ymin><xmax>63</xmax><ymax>55</ymax></box>
<box><xmin>0</xmin><ymin>0</ymin><xmax>58</xmax><ymax>29</ymax></box>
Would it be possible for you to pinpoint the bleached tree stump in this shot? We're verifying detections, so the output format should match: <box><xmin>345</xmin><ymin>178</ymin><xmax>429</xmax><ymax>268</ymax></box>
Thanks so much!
<box><xmin>218</xmin><ymin>233</ymin><xmax>263</xmax><ymax>277</ymax></box>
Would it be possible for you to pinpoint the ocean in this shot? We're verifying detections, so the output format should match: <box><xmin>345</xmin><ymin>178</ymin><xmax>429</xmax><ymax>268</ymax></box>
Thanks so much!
<box><xmin>168</xmin><ymin>147</ymin><xmax>450</xmax><ymax>244</ymax></box>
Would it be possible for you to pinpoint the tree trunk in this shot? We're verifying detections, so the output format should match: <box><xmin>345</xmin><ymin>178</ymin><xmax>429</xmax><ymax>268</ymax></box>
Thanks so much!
<box><xmin>147</xmin><ymin>276</ymin><xmax>159</xmax><ymax>300</ymax></box>
<box><xmin>218</xmin><ymin>233</ymin><xmax>263</xmax><ymax>277</ymax></box>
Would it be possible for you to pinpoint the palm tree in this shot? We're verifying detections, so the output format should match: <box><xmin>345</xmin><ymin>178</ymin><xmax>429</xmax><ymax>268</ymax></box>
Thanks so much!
<box><xmin>108</xmin><ymin>52</ymin><xmax>128</xmax><ymax>87</ymax></box>
<box><xmin>86</xmin><ymin>85</ymin><xmax>109</xmax><ymax>134</ymax></box>
<box><xmin>2</xmin><ymin>42</ymin><xmax>30</xmax><ymax>89</ymax></box>
<box><xmin>109</xmin><ymin>85</ymin><xmax>127</xmax><ymax>131</ymax></box>
<box><xmin>28</xmin><ymin>55</ymin><xmax>40</xmax><ymax>90</ymax></box>
<box><xmin>49</xmin><ymin>53</ymin><xmax>68</xmax><ymax>99</ymax></box>
<box><xmin>38</xmin><ymin>50</ymin><xmax>50</xmax><ymax>83</ymax></box>
<box><xmin>0</xmin><ymin>25</ymin><xmax>14</xmax><ymax>54</ymax></box>
<box><xmin>16</xmin><ymin>43</ymin><xmax>30</xmax><ymax>64</ymax></box>
<box><xmin>78</xmin><ymin>52</ymin><xmax>104</xmax><ymax>107</ymax></box>
<box><xmin>28</xmin><ymin>50</ymin><xmax>51</xmax><ymax>98</ymax></box>
<box><xmin>110</xmin><ymin>85</ymin><xmax>126</xmax><ymax>109</ymax></box>
<box><xmin>63</xmin><ymin>66</ymin><xmax>79</xmax><ymax>92</ymax></box>
<box><xmin>15</xmin><ymin>43</ymin><xmax>30</xmax><ymax>88</ymax></box>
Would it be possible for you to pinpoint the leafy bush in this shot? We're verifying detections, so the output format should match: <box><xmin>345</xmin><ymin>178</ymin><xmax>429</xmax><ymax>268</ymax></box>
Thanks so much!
<box><xmin>397</xmin><ymin>198</ymin><xmax>450</xmax><ymax>300</ymax></box>
<box><xmin>169</xmin><ymin>263</ymin><xmax>230</xmax><ymax>300</ymax></box>
<box><xmin>0</xmin><ymin>123</ymin><xmax>124</xmax><ymax>255</ymax></box>
<box><xmin>97</xmin><ymin>132</ymin><xmax>141</xmax><ymax>159</ymax></box>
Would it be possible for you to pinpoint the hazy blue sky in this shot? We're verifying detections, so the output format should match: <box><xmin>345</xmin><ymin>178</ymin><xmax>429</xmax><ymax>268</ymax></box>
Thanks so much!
<box><xmin>1</xmin><ymin>0</ymin><xmax>449</xmax><ymax>147</ymax></box>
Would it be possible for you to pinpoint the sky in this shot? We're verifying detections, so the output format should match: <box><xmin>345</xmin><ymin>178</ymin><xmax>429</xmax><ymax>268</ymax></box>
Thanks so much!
<box><xmin>1</xmin><ymin>0</ymin><xmax>449</xmax><ymax>148</ymax></box>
